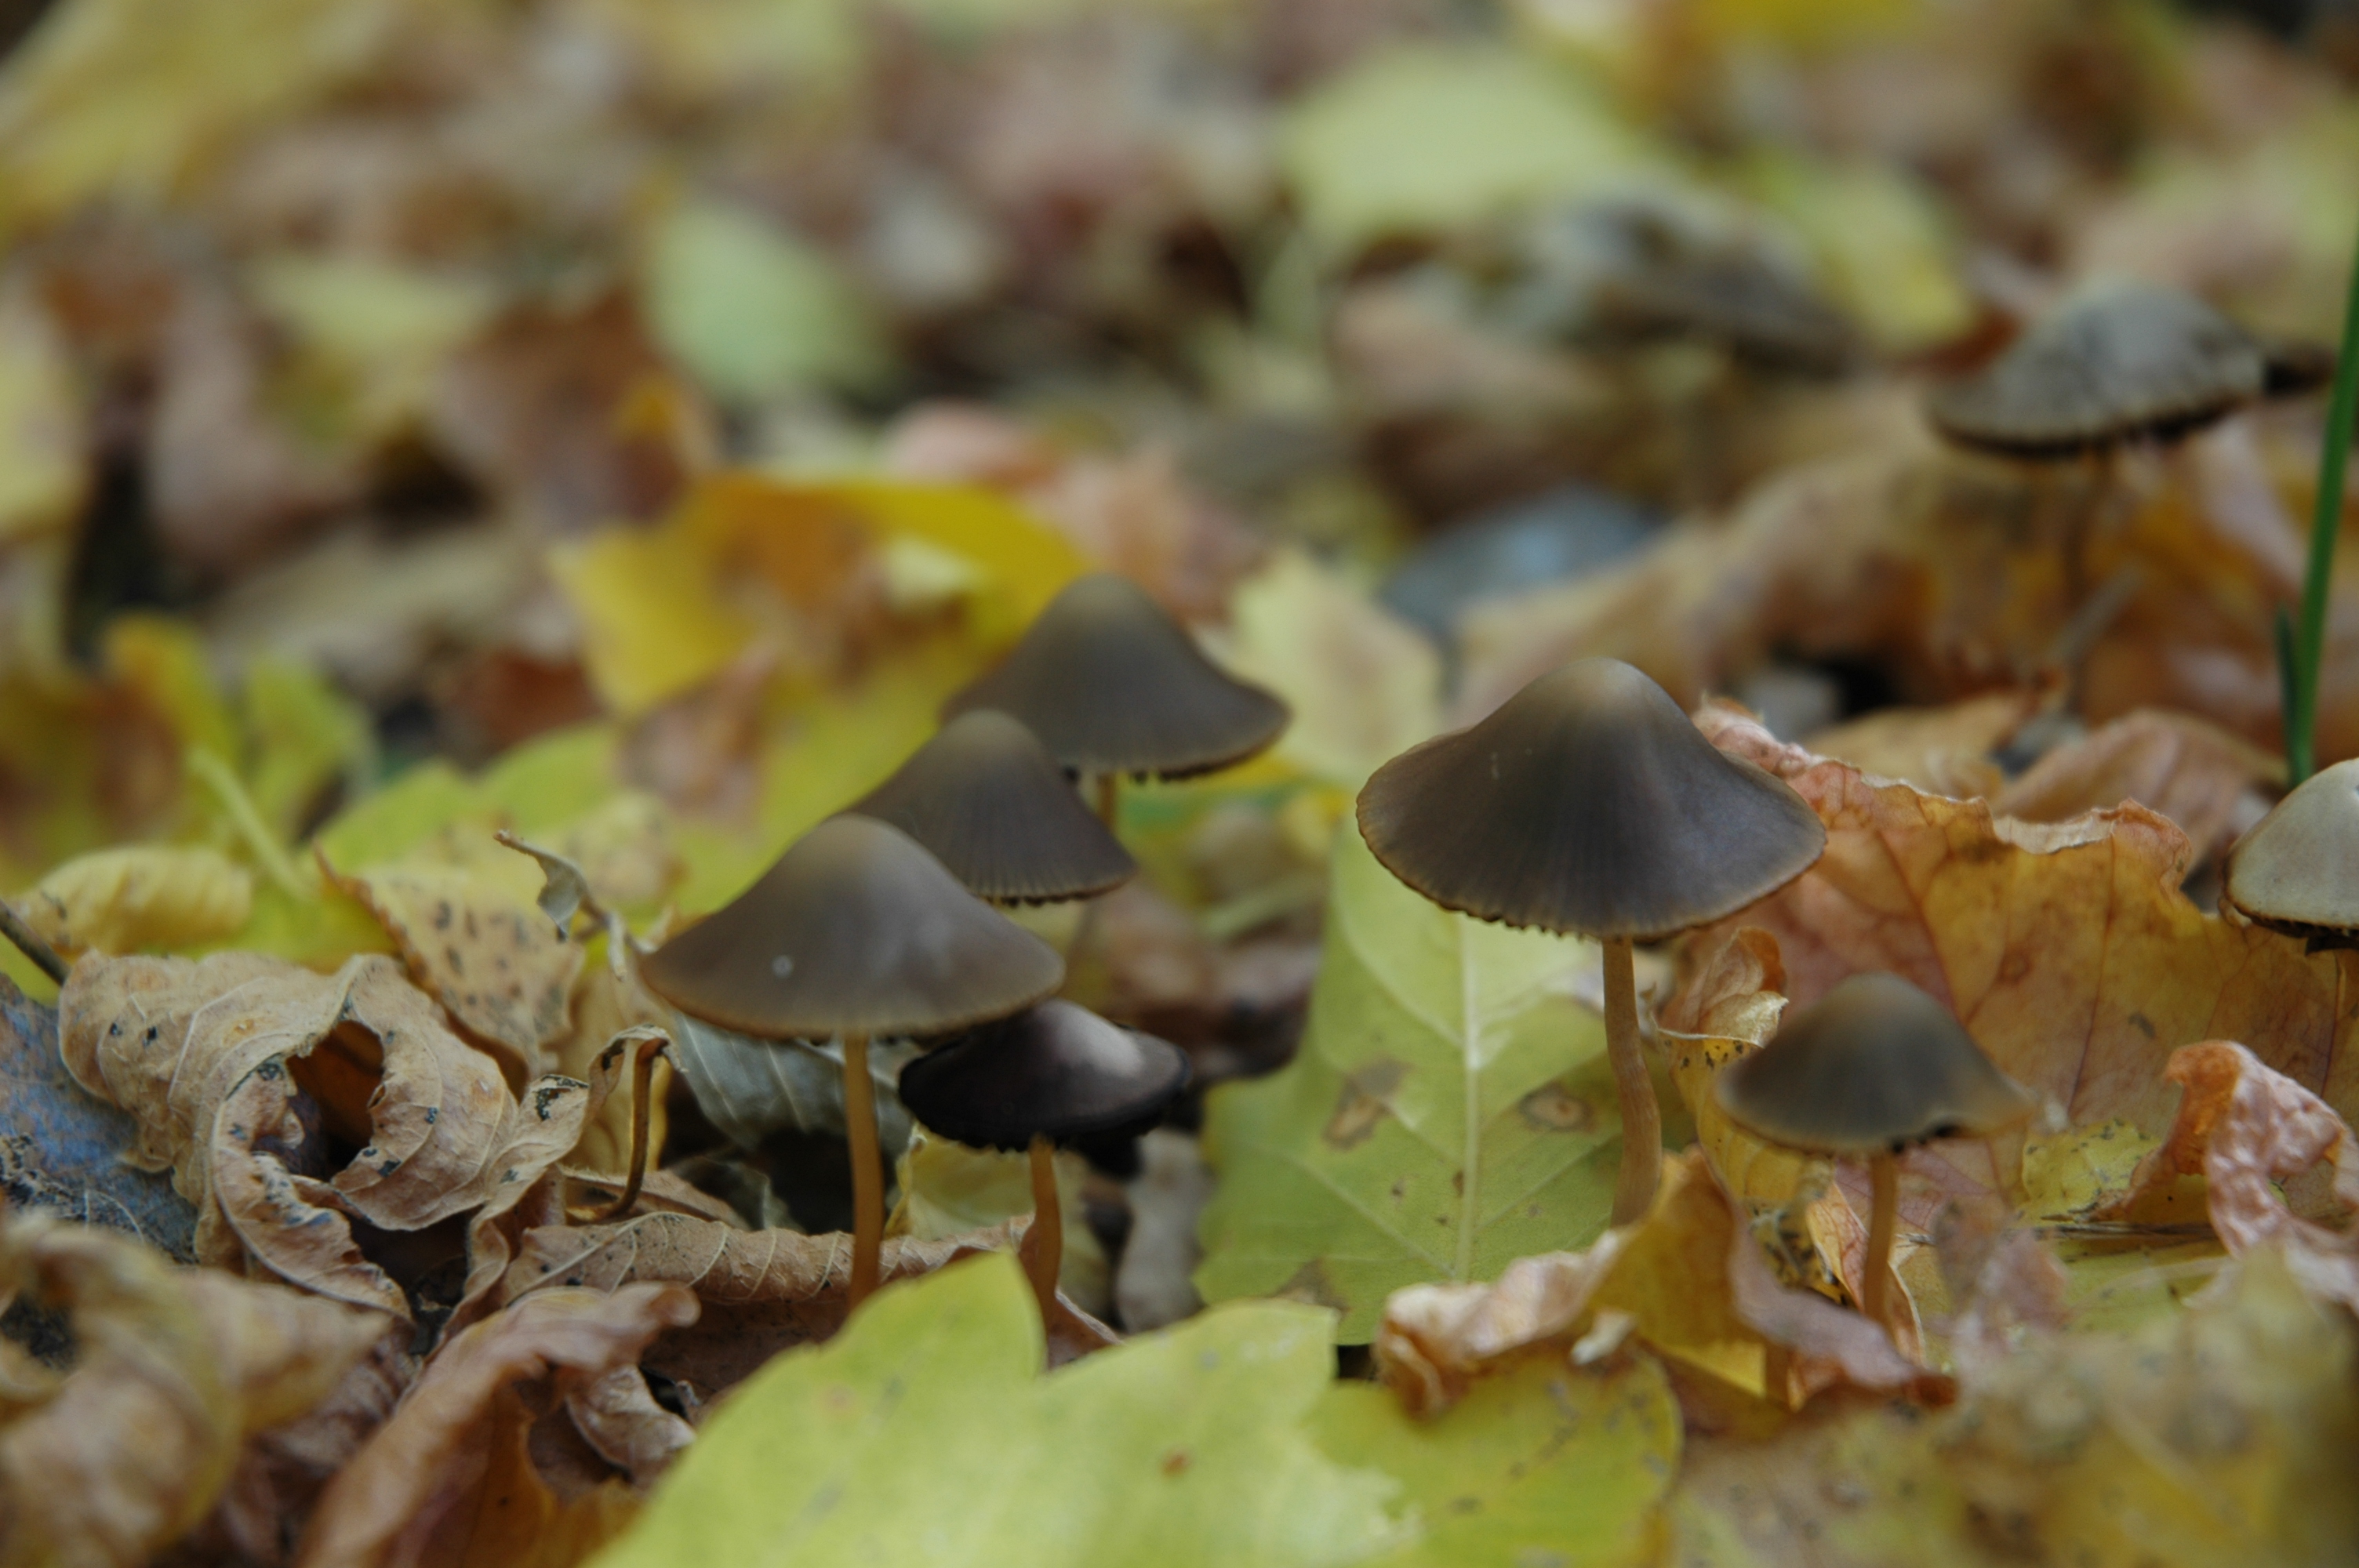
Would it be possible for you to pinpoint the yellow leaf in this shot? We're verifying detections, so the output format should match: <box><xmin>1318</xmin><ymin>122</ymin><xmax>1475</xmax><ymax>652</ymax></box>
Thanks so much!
<box><xmin>15</xmin><ymin>844</ymin><xmax>253</xmax><ymax>956</ymax></box>
<box><xmin>1740</xmin><ymin>152</ymin><xmax>1973</xmax><ymax>354</ymax></box>
<box><xmin>241</xmin><ymin>656</ymin><xmax>376</xmax><ymax>844</ymax></box>
<box><xmin>550</xmin><ymin>526</ymin><xmax>754</xmax><ymax>719</ymax></box>
<box><xmin>1280</xmin><ymin>44</ymin><xmax>1666</xmax><ymax>253</ymax></box>
<box><xmin>0</xmin><ymin>293</ymin><xmax>84</xmax><ymax>545</ymax></box>
<box><xmin>103</xmin><ymin>615</ymin><xmax>238</xmax><ymax>767</ymax></box>
<box><xmin>803</xmin><ymin>477</ymin><xmax>1090</xmax><ymax>645</ymax></box>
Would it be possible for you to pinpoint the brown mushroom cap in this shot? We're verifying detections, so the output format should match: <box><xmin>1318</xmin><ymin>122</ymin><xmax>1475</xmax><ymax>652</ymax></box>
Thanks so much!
<box><xmin>844</xmin><ymin>710</ymin><xmax>1137</xmax><ymax>903</ymax></box>
<box><xmin>1355</xmin><ymin>658</ymin><xmax>1826</xmax><ymax>940</ymax></box>
<box><xmin>1715</xmin><ymin>972</ymin><xmax>2037</xmax><ymax>1155</ymax></box>
<box><xmin>641</xmin><ymin>815</ymin><xmax>1064</xmax><ymax>1040</ymax></box>
<box><xmin>2222</xmin><ymin>757</ymin><xmax>2359</xmax><ymax>946</ymax></box>
<box><xmin>1925</xmin><ymin>281</ymin><xmax>2279</xmax><ymax>456</ymax></box>
<box><xmin>897</xmin><ymin>999</ymin><xmax>1191</xmax><ymax>1152</ymax></box>
<box><xmin>943</xmin><ymin>572</ymin><xmax>1289</xmax><ymax>779</ymax></box>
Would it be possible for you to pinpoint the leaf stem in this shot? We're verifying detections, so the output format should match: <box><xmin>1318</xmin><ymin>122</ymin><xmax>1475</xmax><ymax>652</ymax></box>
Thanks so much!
<box><xmin>2284</xmin><ymin>219</ymin><xmax>2359</xmax><ymax>784</ymax></box>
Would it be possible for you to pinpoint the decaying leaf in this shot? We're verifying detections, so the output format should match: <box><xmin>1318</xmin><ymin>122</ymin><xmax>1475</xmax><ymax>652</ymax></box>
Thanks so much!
<box><xmin>58</xmin><ymin>953</ymin><xmax>598</xmax><ymax>1317</ymax></box>
<box><xmin>502</xmin><ymin>1213</ymin><xmax>1116</xmax><ymax>1403</ymax></box>
<box><xmin>296</xmin><ymin>1283</ymin><xmax>699</xmax><ymax>1568</ymax></box>
<box><xmin>1678</xmin><ymin>704</ymin><xmax>2359</xmax><ymax>1133</ymax></box>
<box><xmin>1801</xmin><ymin>690</ymin><xmax>2043</xmax><ymax>800</ymax></box>
<box><xmin>0</xmin><ymin>1214</ymin><xmax>392</xmax><ymax>1568</ymax></box>
<box><xmin>1197</xmin><ymin>825</ymin><xmax>1619</xmax><ymax>1342</ymax></box>
<box><xmin>2099</xmin><ymin>1041</ymin><xmax>2359</xmax><ymax>1310</ymax></box>
<box><xmin>1992</xmin><ymin>708</ymin><xmax>2281</xmax><ymax>866</ymax></box>
<box><xmin>1665</xmin><ymin>1248</ymin><xmax>2359</xmax><ymax>1566</ymax></box>
<box><xmin>10</xmin><ymin>844</ymin><xmax>253</xmax><ymax>956</ymax></box>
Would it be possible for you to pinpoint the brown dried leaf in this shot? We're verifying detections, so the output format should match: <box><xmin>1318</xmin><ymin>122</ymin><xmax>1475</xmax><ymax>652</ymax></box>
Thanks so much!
<box><xmin>1993</xmin><ymin>707</ymin><xmax>2281</xmax><ymax>865</ymax></box>
<box><xmin>1678</xmin><ymin>705</ymin><xmax>2359</xmax><ymax>1134</ymax></box>
<box><xmin>2099</xmin><ymin>1041</ymin><xmax>2359</xmax><ymax>1309</ymax></box>
<box><xmin>0</xmin><ymin>1215</ymin><xmax>391</xmax><ymax>1568</ymax></box>
<box><xmin>1376</xmin><ymin>1151</ymin><xmax>1932</xmax><ymax>1420</ymax></box>
<box><xmin>562</xmin><ymin>1365</ymin><xmax>694</xmax><ymax>1486</ymax></box>
<box><xmin>502</xmin><ymin>1214</ymin><xmax>1116</xmax><ymax>1406</ymax></box>
<box><xmin>1802</xmin><ymin>690</ymin><xmax>2045</xmax><ymax>799</ymax></box>
<box><xmin>295</xmin><ymin>1284</ymin><xmax>699</xmax><ymax>1568</ymax></box>
<box><xmin>218</xmin><ymin>1334</ymin><xmax>419</xmax><ymax>1567</ymax></box>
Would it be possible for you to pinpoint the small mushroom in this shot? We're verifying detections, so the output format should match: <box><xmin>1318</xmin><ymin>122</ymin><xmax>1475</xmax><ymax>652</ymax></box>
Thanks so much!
<box><xmin>943</xmin><ymin>572</ymin><xmax>1290</xmax><ymax>825</ymax></box>
<box><xmin>899</xmin><ymin>999</ymin><xmax>1190</xmax><ymax>1324</ymax></box>
<box><xmin>1714</xmin><ymin>972</ymin><xmax>2037</xmax><ymax>1337</ymax></box>
<box><xmin>641</xmin><ymin>815</ymin><xmax>1064</xmax><ymax>1307</ymax></box>
<box><xmin>1357</xmin><ymin>657</ymin><xmax>1826</xmax><ymax>1225</ymax></box>
<box><xmin>1925</xmin><ymin>280</ymin><xmax>2299</xmax><ymax>456</ymax></box>
<box><xmin>2221</xmin><ymin>757</ymin><xmax>2359</xmax><ymax>950</ymax></box>
<box><xmin>844</xmin><ymin>710</ymin><xmax>1137</xmax><ymax>904</ymax></box>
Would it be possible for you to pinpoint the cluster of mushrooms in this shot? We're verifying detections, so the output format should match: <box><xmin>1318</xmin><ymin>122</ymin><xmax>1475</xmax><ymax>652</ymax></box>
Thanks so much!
<box><xmin>640</xmin><ymin>574</ymin><xmax>1288</xmax><ymax>1316</ymax></box>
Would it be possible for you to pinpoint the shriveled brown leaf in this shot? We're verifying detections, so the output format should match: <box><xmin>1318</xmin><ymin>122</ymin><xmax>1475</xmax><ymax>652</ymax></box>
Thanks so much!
<box><xmin>502</xmin><ymin>1214</ymin><xmax>1117</xmax><ymax>1406</ymax></box>
<box><xmin>1679</xmin><ymin>704</ymin><xmax>2359</xmax><ymax>1134</ymax></box>
<box><xmin>0</xmin><ymin>1215</ymin><xmax>391</xmax><ymax>1568</ymax></box>
<box><xmin>323</xmin><ymin>843</ymin><xmax>581</xmax><ymax>1082</ymax></box>
<box><xmin>2099</xmin><ymin>1041</ymin><xmax>2359</xmax><ymax>1310</ymax></box>
<box><xmin>1803</xmin><ymin>690</ymin><xmax>2045</xmax><ymax>800</ymax></box>
<box><xmin>218</xmin><ymin>1333</ymin><xmax>419</xmax><ymax>1567</ymax></box>
<box><xmin>1993</xmin><ymin>707</ymin><xmax>2281</xmax><ymax>865</ymax></box>
<box><xmin>1376</xmin><ymin>1150</ymin><xmax>1932</xmax><ymax>1421</ymax></box>
<box><xmin>296</xmin><ymin>1283</ymin><xmax>699</xmax><ymax>1568</ymax></box>
<box><xmin>562</xmin><ymin>1365</ymin><xmax>694</xmax><ymax>1486</ymax></box>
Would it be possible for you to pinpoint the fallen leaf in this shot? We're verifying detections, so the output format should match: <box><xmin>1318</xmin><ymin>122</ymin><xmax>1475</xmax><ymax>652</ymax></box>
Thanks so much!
<box><xmin>1679</xmin><ymin>703</ymin><xmax>2359</xmax><ymax>1134</ymax></box>
<box><xmin>296</xmin><ymin>1283</ymin><xmax>699</xmax><ymax>1568</ymax></box>
<box><xmin>1993</xmin><ymin>708</ymin><xmax>2281</xmax><ymax>866</ymax></box>
<box><xmin>13</xmin><ymin>844</ymin><xmax>253</xmax><ymax>956</ymax></box>
<box><xmin>1196</xmin><ymin>823</ymin><xmax>1618</xmax><ymax>1342</ymax></box>
<box><xmin>548</xmin><ymin>524</ymin><xmax>755</xmax><ymax>721</ymax></box>
<box><xmin>2100</xmin><ymin>1041</ymin><xmax>2359</xmax><ymax>1310</ymax></box>
<box><xmin>641</xmin><ymin>200</ymin><xmax>883</xmax><ymax>405</ymax></box>
<box><xmin>589</xmin><ymin>1251</ymin><xmax>1406</xmax><ymax>1568</ymax></box>
<box><xmin>1802</xmin><ymin>690</ymin><xmax>2044</xmax><ymax>799</ymax></box>
<box><xmin>0</xmin><ymin>1214</ymin><xmax>391</xmax><ymax>1568</ymax></box>
<box><xmin>1664</xmin><ymin>1248</ymin><xmax>2359</xmax><ymax>1566</ymax></box>
<box><xmin>666</xmin><ymin>1013</ymin><xmax>917</xmax><ymax>1167</ymax></box>
<box><xmin>217</xmin><ymin>1330</ymin><xmax>418</xmax><ymax>1566</ymax></box>
<box><xmin>0</xmin><ymin>289</ymin><xmax>85</xmax><ymax>546</ymax></box>
<box><xmin>501</xmin><ymin>1213</ymin><xmax>1117</xmax><ymax>1402</ymax></box>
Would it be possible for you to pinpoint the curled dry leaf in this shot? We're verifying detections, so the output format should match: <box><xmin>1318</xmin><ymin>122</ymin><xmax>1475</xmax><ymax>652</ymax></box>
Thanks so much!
<box><xmin>295</xmin><ymin>1283</ymin><xmax>700</xmax><ymax>1568</ymax></box>
<box><xmin>1376</xmin><ymin>1150</ymin><xmax>1932</xmax><ymax>1421</ymax></box>
<box><xmin>1992</xmin><ymin>707</ymin><xmax>2281</xmax><ymax>866</ymax></box>
<box><xmin>1679</xmin><ymin>704</ymin><xmax>2359</xmax><ymax>1134</ymax></box>
<box><xmin>60</xmin><ymin>953</ymin><xmax>598</xmax><ymax>1318</ymax></box>
<box><xmin>218</xmin><ymin>1332</ymin><xmax>419</xmax><ymax>1568</ymax></box>
<box><xmin>2099</xmin><ymin>1041</ymin><xmax>2359</xmax><ymax>1310</ymax></box>
<box><xmin>0</xmin><ymin>1214</ymin><xmax>391</xmax><ymax>1568</ymax></box>
<box><xmin>1801</xmin><ymin>689</ymin><xmax>2044</xmax><ymax>800</ymax></box>
<box><xmin>502</xmin><ymin>1213</ymin><xmax>1117</xmax><ymax>1406</ymax></box>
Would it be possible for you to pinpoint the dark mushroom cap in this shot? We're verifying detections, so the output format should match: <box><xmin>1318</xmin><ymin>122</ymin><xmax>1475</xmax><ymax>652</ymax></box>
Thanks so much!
<box><xmin>844</xmin><ymin>710</ymin><xmax>1137</xmax><ymax>904</ymax></box>
<box><xmin>2222</xmin><ymin>757</ymin><xmax>2359</xmax><ymax>947</ymax></box>
<box><xmin>1925</xmin><ymin>281</ymin><xmax>2280</xmax><ymax>456</ymax></box>
<box><xmin>641</xmin><ymin>815</ymin><xmax>1063</xmax><ymax>1040</ymax></box>
<box><xmin>1355</xmin><ymin>658</ymin><xmax>1826</xmax><ymax>940</ymax></box>
<box><xmin>897</xmin><ymin>999</ymin><xmax>1191</xmax><ymax>1152</ymax></box>
<box><xmin>943</xmin><ymin>573</ymin><xmax>1289</xmax><ymax>779</ymax></box>
<box><xmin>1715</xmin><ymin>972</ymin><xmax>2037</xmax><ymax>1156</ymax></box>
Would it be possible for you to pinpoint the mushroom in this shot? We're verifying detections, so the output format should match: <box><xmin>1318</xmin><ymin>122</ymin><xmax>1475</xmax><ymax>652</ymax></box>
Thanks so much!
<box><xmin>2221</xmin><ymin>756</ymin><xmax>2359</xmax><ymax>950</ymax></box>
<box><xmin>1357</xmin><ymin>656</ymin><xmax>1825</xmax><ymax>1225</ymax></box>
<box><xmin>1714</xmin><ymin>971</ymin><xmax>2037</xmax><ymax>1336</ymax></box>
<box><xmin>943</xmin><ymin>572</ymin><xmax>1290</xmax><ymax>826</ymax></box>
<box><xmin>844</xmin><ymin>710</ymin><xmax>1137</xmax><ymax>904</ymax></box>
<box><xmin>1922</xmin><ymin>279</ymin><xmax>2330</xmax><ymax>610</ymax></box>
<box><xmin>898</xmin><ymin>998</ymin><xmax>1190</xmax><ymax>1323</ymax></box>
<box><xmin>640</xmin><ymin>815</ymin><xmax>1064</xmax><ymax>1307</ymax></box>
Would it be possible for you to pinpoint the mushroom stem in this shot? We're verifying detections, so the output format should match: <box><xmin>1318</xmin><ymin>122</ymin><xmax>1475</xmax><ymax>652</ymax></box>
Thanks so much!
<box><xmin>841</xmin><ymin>1032</ymin><xmax>885</xmax><ymax>1308</ymax></box>
<box><xmin>572</xmin><ymin>1032</ymin><xmax>668</xmax><ymax>1223</ymax></box>
<box><xmin>1603</xmin><ymin>937</ymin><xmax>1661</xmax><ymax>1226</ymax></box>
<box><xmin>0</xmin><ymin>899</ymin><xmax>67</xmax><ymax>987</ymax></box>
<box><xmin>1092</xmin><ymin>773</ymin><xmax>1119</xmax><ymax>831</ymax></box>
<box><xmin>1862</xmin><ymin>1151</ymin><xmax>1899</xmax><ymax>1334</ymax></box>
<box><xmin>1024</xmin><ymin>1133</ymin><xmax>1063</xmax><ymax>1322</ymax></box>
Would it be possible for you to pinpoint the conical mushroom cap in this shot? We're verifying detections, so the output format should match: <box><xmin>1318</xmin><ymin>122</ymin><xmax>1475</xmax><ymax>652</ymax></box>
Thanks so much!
<box><xmin>845</xmin><ymin>711</ymin><xmax>1137</xmax><ymax>903</ymax></box>
<box><xmin>641</xmin><ymin>815</ymin><xmax>1063</xmax><ymax>1040</ymax></box>
<box><xmin>1925</xmin><ymin>281</ymin><xmax>2273</xmax><ymax>456</ymax></box>
<box><xmin>1355</xmin><ymin>658</ymin><xmax>1826</xmax><ymax>940</ymax></box>
<box><xmin>897</xmin><ymin>999</ymin><xmax>1191</xmax><ymax>1152</ymax></box>
<box><xmin>1715</xmin><ymin>973</ymin><xmax>2037</xmax><ymax>1155</ymax></box>
<box><xmin>2223</xmin><ymin>757</ymin><xmax>2359</xmax><ymax>944</ymax></box>
<box><xmin>943</xmin><ymin>573</ymin><xmax>1289</xmax><ymax>778</ymax></box>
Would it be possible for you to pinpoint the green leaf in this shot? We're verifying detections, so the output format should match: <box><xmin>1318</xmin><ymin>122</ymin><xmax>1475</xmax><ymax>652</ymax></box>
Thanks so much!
<box><xmin>1307</xmin><ymin>1352</ymin><xmax>1681</xmax><ymax>1568</ymax></box>
<box><xmin>1279</xmin><ymin>44</ymin><xmax>1663</xmax><ymax>254</ymax></box>
<box><xmin>642</xmin><ymin>200</ymin><xmax>884</xmax><ymax>404</ymax></box>
<box><xmin>1195</xmin><ymin>826</ymin><xmax>1623</xmax><ymax>1342</ymax></box>
<box><xmin>589</xmin><ymin>1251</ymin><xmax>1408</xmax><ymax>1568</ymax></box>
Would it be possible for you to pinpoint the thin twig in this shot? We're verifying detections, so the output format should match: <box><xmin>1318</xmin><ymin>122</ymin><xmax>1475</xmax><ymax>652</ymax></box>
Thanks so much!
<box><xmin>0</xmin><ymin>898</ymin><xmax>67</xmax><ymax>986</ymax></box>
